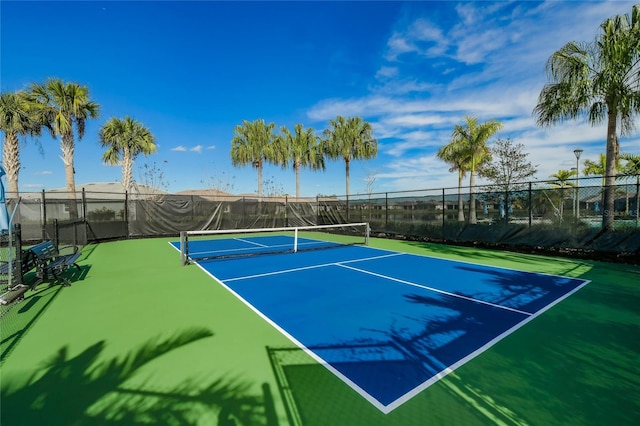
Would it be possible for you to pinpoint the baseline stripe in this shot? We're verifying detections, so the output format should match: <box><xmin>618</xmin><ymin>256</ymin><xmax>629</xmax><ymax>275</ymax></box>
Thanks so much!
<box><xmin>337</xmin><ymin>263</ymin><xmax>533</xmax><ymax>316</ymax></box>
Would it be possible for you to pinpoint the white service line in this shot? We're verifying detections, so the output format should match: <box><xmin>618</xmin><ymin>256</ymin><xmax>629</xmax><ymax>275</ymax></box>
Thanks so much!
<box><xmin>223</xmin><ymin>252</ymin><xmax>404</xmax><ymax>282</ymax></box>
<box><xmin>337</xmin><ymin>263</ymin><xmax>533</xmax><ymax>316</ymax></box>
<box><xmin>234</xmin><ymin>237</ymin><xmax>269</xmax><ymax>247</ymax></box>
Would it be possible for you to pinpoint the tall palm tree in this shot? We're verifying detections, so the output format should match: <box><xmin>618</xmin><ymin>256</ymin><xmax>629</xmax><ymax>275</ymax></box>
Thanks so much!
<box><xmin>27</xmin><ymin>78</ymin><xmax>100</xmax><ymax>218</ymax></box>
<box><xmin>437</xmin><ymin>138</ymin><xmax>470</xmax><ymax>222</ymax></box>
<box><xmin>0</xmin><ymin>90</ymin><xmax>43</xmax><ymax>198</ymax></box>
<box><xmin>322</xmin><ymin>116</ymin><xmax>377</xmax><ymax>199</ymax></box>
<box><xmin>550</xmin><ymin>169</ymin><xmax>576</xmax><ymax>221</ymax></box>
<box><xmin>534</xmin><ymin>5</ymin><xmax>640</xmax><ymax>229</ymax></box>
<box><xmin>230</xmin><ymin>119</ymin><xmax>277</xmax><ymax>199</ymax></box>
<box><xmin>277</xmin><ymin>123</ymin><xmax>325</xmax><ymax>198</ymax></box>
<box><xmin>451</xmin><ymin>116</ymin><xmax>503</xmax><ymax>224</ymax></box>
<box><xmin>99</xmin><ymin>116</ymin><xmax>157</xmax><ymax>193</ymax></box>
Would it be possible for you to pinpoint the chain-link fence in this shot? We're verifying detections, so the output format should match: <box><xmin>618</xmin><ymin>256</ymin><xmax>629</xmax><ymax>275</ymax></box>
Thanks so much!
<box><xmin>3</xmin><ymin>174</ymin><xmax>639</xmax><ymax>259</ymax></box>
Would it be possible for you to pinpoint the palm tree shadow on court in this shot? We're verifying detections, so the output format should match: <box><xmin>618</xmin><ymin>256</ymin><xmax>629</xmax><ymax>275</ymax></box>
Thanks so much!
<box><xmin>267</xmin><ymin>291</ymin><xmax>531</xmax><ymax>426</ymax></box>
<box><xmin>1</xmin><ymin>327</ymin><xmax>277</xmax><ymax>426</ymax></box>
<box><xmin>1</xmin><ymin>264</ymin><xmax>92</xmax><ymax>363</ymax></box>
<box><xmin>447</xmin><ymin>264</ymin><xmax>582</xmax><ymax>314</ymax></box>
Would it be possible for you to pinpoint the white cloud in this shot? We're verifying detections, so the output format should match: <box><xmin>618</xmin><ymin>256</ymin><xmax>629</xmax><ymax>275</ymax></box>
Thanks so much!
<box><xmin>170</xmin><ymin>144</ymin><xmax>215</xmax><ymax>153</ymax></box>
<box><xmin>375</xmin><ymin>66</ymin><xmax>398</xmax><ymax>79</ymax></box>
<box><xmin>306</xmin><ymin>1</ymin><xmax>638</xmax><ymax>193</ymax></box>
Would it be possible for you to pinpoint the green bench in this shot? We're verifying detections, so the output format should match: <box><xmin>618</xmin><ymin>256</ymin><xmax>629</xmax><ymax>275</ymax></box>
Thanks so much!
<box><xmin>0</xmin><ymin>241</ymin><xmax>81</xmax><ymax>305</ymax></box>
<box><xmin>29</xmin><ymin>240</ymin><xmax>82</xmax><ymax>289</ymax></box>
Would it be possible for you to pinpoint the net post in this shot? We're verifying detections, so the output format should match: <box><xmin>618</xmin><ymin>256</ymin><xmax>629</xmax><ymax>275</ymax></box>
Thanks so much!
<box><xmin>365</xmin><ymin>222</ymin><xmax>370</xmax><ymax>245</ymax></box>
<box><xmin>293</xmin><ymin>228</ymin><xmax>299</xmax><ymax>253</ymax></box>
<box><xmin>180</xmin><ymin>231</ymin><xmax>188</xmax><ymax>266</ymax></box>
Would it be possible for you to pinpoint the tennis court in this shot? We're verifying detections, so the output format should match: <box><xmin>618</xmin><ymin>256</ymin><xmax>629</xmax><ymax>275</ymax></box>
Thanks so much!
<box><xmin>1</xmin><ymin>233</ymin><xmax>638</xmax><ymax>425</ymax></box>
<box><xmin>172</xmin><ymin>225</ymin><xmax>589</xmax><ymax>414</ymax></box>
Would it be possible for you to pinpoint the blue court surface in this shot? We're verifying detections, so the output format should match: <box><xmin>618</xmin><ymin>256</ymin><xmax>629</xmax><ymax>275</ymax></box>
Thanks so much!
<box><xmin>172</xmin><ymin>235</ymin><xmax>590</xmax><ymax>413</ymax></box>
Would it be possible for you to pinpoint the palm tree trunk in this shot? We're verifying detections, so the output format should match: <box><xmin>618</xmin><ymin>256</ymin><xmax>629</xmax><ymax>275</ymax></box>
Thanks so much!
<box><xmin>257</xmin><ymin>161</ymin><xmax>263</xmax><ymax>200</ymax></box>
<box><xmin>469</xmin><ymin>169</ymin><xmax>477</xmax><ymax>224</ymax></box>
<box><xmin>61</xmin><ymin>133</ymin><xmax>79</xmax><ymax>219</ymax></box>
<box><xmin>602</xmin><ymin>112</ymin><xmax>618</xmax><ymax>230</ymax></box>
<box><xmin>122</xmin><ymin>147</ymin><xmax>133</xmax><ymax>193</ymax></box>
<box><xmin>345</xmin><ymin>158</ymin><xmax>351</xmax><ymax>198</ymax></box>
<box><xmin>3</xmin><ymin>133</ymin><xmax>20</xmax><ymax>197</ymax></box>
<box><xmin>457</xmin><ymin>169</ymin><xmax>464</xmax><ymax>222</ymax></box>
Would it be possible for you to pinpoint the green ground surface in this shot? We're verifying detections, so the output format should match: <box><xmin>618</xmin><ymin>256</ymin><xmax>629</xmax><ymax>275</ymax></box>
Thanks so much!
<box><xmin>1</xmin><ymin>237</ymin><xmax>638</xmax><ymax>425</ymax></box>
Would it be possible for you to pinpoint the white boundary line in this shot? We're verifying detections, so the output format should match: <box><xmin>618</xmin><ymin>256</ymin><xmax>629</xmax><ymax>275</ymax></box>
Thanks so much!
<box><xmin>223</xmin><ymin>252</ymin><xmax>404</xmax><ymax>282</ymax></box>
<box><xmin>357</xmin><ymin>240</ymin><xmax>592</xmax><ymax>284</ymax></box>
<box><xmin>234</xmin><ymin>237</ymin><xmax>269</xmax><ymax>247</ymax></box>
<box><xmin>337</xmin><ymin>263</ymin><xmax>533</xmax><ymax>316</ymax></box>
<box><xmin>192</xmin><ymin>260</ymin><xmax>393</xmax><ymax>413</ymax></box>
<box><xmin>382</xmin><ymin>277</ymin><xmax>591</xmax><ymax>412</ymax></box>
<box><xmin>167</xmin><ymin>238</ymin><xmax>592</xmax><ymax>413</ymax></box>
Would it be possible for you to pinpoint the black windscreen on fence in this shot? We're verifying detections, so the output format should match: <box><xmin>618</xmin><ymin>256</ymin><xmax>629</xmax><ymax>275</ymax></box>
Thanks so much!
<box><xmin>4</xmin><ymin>175</ymin><xmax>639</xmax><ymax>258</ymax></box>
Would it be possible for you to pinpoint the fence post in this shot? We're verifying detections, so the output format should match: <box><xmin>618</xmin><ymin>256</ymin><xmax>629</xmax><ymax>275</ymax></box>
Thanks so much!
<box><xmin>385</xmin><ymin>192</ymin><xmax>388</xmax><ymax>228</ymax></box>
<box><xmin>82</xmin><ymin>188</ymin><xmax>87</xmax><ymax>219</ymax></box>
<box><xmin>442</xmin><ymin>188</ymin><xmax>446</xmax><ymax>240</ymax></box>
<box><xmin>14</xmin><ymin>223</ymin><xmax>23</xmax><ymax>286</ymax></box>
<box><xmin>53</xmin><ymin>219</ymin><xmax>59</xmax><ymax>248</ymax></box>
<box><xmin>528</xmin><ymin>181</ymin><xmax>532</xmax><ymax>228</ymax></box>
<box><xmin>242</xmin><ymin>196</ymin><xmax>246</xmax><ymax>226</ymax></box>
<box><xmin>504</xmin><ymin>188</ymin><xmax>510</xmax><ymax>224</ymax></box>
<box><xmin>41</xmin><ymin>189</ymin><xmax>47</xmax><ymax>241</ymax></box>
<box><xmin>125</xmin><ymin>190</ymin><xmax>129</xmax><ymax>238</ymax></box>
<box><xmin>346</xmin><ymin>194</ymin><xmax>350</xmax><ymax>222</ymax></box>
<box><xmin>636</xmin><ymin>175</ymin><xmax>639</xmax><ymax>228</ymax></box>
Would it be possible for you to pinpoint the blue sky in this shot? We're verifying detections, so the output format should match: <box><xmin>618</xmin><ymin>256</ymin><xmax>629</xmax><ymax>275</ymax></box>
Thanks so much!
<box><xmin>1</xmin><ymin>0</ymin><xmax>638</xmax><ymax>196</ymax></box>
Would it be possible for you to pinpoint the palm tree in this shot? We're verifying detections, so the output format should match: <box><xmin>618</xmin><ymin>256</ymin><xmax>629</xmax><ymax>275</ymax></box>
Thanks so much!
<box><xmin>230</xmin><ymin>119</ymin><xmax>277</xmax><ymax>199</ymax></box>
<box><xmin>277</xmin><ymin>123</ymin><xmax>325</xmax><ymax>198</ymax></box>
<box><xmin>99</xmin><ymin>116</ymin><xmax>157</xmax><ymax>193</ymax></box>
<box><xmin>451</xmin><ymin>116</ymin><xmax>503</xmax><ymax>224</ymax></box>
<box><xmin>534</xmin><ymin>5</ymin><xmax>640</xmax><ymax>229</ymax></box>
<box><xmin>621</xmin><ymin>153</ymin><xmax>640</xmax><ymax>175</ymax></box>
<box><xmin>583</xmin><ymin>153</ymin><xmax>607</xmax><ymax>183</ymax></box>
<box><xmin>27</xmin><ymin>78</ymin><xmax>100</xmax><ymax>218</ymax></box>
<box><xmin>322</xmin><ymin>116</ymin><xmax>377</xmax><ymax>199</ymax></box>
<box><xmin>437</xmin><ymin>138</ymin><xmax>470</xmax><ymax>222</ymax></box>
<box><xmin>550</xmin><ymin>169</ymin><xmax>576</xmax><ymax>221</ymax></box>
<box><xmin>0</xmin><ymin>90</ymin><xmax>44</xmax><ymax>198</ymax></box>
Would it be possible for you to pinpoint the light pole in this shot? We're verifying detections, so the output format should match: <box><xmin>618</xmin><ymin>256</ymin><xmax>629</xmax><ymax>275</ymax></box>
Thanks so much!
<box><xmin>574</xmin><ymin>149</ymin><xmax>583</xmax><ymax>219</ymax></box>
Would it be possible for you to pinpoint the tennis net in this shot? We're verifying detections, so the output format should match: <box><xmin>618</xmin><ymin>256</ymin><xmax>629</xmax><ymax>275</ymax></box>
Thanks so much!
<box><xmin>180</xmin><ymin>222</ymin><xmax>370</xmax><ymax>265</ymax></box>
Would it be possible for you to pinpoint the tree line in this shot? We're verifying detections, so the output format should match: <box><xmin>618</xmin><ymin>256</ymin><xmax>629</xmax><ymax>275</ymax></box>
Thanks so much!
<box><xmin>230</xmin><ymin>116</ymin><xmax>377</xmax><ymax>199</ymax></box>
<box><xmin>0</xmin><ymin>77</ymin><xmax>379</xmax><ymax>220</ymax></box>
<box><xmin>0</xmin><ymin>78</ymin><xmax>156</xmax><ymax>218</ymax></box>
